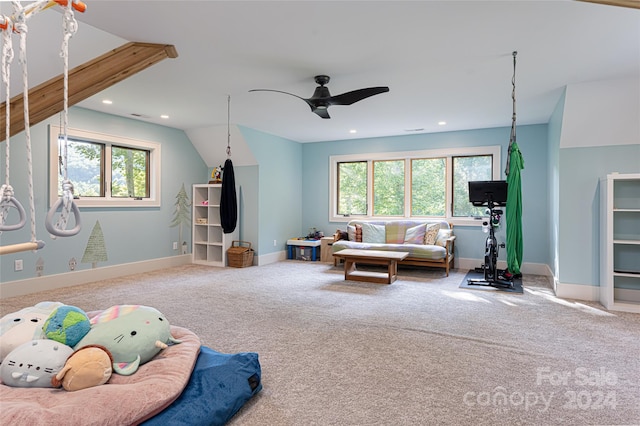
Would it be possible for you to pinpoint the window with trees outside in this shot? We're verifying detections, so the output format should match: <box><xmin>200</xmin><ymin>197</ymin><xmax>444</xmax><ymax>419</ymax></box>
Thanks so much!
<box><xmin>48</xmin><ymin>126</ymin><xmax>161</xmax><ymax>208</ymax></box>
<box><xmin>330</xmin><ymin>146</ymin><xmax>501</xmax><ymax>225</ymax></box>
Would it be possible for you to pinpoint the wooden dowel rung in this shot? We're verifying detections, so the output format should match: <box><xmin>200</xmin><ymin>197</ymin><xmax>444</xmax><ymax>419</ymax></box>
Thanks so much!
<box><xmin>0</xmin><ymin>241</ymin><xmax>45</xmax><ymax>255</ymax></box>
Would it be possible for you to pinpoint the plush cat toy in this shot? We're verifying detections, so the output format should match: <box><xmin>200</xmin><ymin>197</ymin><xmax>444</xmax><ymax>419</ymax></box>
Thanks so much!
<box><xmin>74</xmin><ymin>305</ymin><xmax>181</xmax><ymax>375</ymax></box>
<box><xmin>0</xmin><ymin>339</ymin><xmax>74</xmax><ymax>388</ymax></box>
<box><xmin>0</xmin><ymin>301</ymin><xmax>65</xmax><ymax>362</ymax></box>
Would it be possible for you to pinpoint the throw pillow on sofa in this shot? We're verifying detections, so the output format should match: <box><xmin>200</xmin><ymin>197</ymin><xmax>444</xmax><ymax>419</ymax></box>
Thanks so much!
<box><xmin>347</xmin><ymin>225</ymin><xmax>356</xmax><ymax>242</ymax></box>
<box><xmin>424</xmin><ymin>223</ymin><xmax>441</xmax><ymax>245</ymax></box>
<box><xmin>404</xmin><ymin>224</ymin><xmax>427</xmax><ymax>244</ymax></box>
<box><xmin>347</xmin><ymin>224</ymin><xmax>363</xmax><ymax>242</ymax></box>
<box><xmin>361</xmin><ymin>223</ymin><xmax>385</xmax><ymax>243</ymax></box>
<box><xmin>435</xmin><ymin>229</ymin><xmax>452</xmax><ymax>247</ymax></box>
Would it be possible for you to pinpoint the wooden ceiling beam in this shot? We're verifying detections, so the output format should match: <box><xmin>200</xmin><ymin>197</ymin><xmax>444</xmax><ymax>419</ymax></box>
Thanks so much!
<box><xmin>576</xmin><ymin>0</ymin><xmax>640</xmax><ymax>9</ymax></box>
<box><xmin>0</xmin><ymin>41</ymin><xmax>178</xmax><ymax>143</ymax></box>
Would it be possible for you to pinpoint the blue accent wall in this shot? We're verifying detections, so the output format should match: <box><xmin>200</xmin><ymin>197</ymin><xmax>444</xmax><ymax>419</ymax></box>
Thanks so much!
<box><xmin>548</xmin><ymin>89</ymin><xmax>565</xmax><ymax>278</ymax></box>
<box><xmin>0</xmin><ymin>107</ymin><xmax>207</xmax><ymax>282</ymax></box>
<box><xmin>240</xmin><ymin>126</ymin><xmax>302</xmax><ymax>256</ymax></box>
<box><xmin>300</xmin><ymin>124</ymin><xmax>549</xmax><ymax>264</ymax></box>
<box><xmin>558</xmin><ymin>144</ymin><xmax>640</xmax><ymax>286</ymax></box>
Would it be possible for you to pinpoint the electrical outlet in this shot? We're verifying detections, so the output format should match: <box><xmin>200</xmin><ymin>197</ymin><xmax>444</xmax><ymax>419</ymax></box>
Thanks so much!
<box><xmin>172</xmin><ymin>242</ymin><xmax>178</xmax><ymax>250</ymax></box>
<box><xmin>14</xmin><ymin>259</ymin><xmax>23</xmax><ymax>271</ymax></box>
<box><xmin>273</xmin><ymin>240</ymin><xmax>277</xmax><ymax>247</ymax></box>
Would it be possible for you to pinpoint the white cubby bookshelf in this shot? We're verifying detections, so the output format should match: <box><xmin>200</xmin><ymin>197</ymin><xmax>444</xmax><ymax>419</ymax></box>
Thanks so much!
<box><xmin>600</xmin><ymin>173</ymin><xmax>640</xmax><ymax>313</ymax></box>
<box><xmin>192</xmin><ymin>184</ymin><xmax>238</xmax><ymax>267</ymax></box>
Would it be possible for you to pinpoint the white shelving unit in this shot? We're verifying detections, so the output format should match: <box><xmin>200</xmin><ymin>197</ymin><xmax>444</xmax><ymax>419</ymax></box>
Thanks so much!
<box><xmin>600</xmin><ymin>173</ymin><xmax>640</xmax><ymax>313</ymax></box>
<box><xmin>192</xmin><ymin>184</ymin><xmax>238</xmax><ymax>267</ymax></box>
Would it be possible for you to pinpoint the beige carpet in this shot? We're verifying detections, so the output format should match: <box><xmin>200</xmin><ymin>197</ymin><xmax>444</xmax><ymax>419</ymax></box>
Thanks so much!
<box><xmin>1</xmin><ymin>262</ymin><xmax>639</xmax><ymax>426</ymax></box>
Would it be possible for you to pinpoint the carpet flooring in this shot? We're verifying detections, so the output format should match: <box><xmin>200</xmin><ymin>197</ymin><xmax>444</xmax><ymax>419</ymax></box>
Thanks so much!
<box><xmin>1</xmin><ymin>261</ymin><xmax>639</xmax><ymax>425</ymax></box>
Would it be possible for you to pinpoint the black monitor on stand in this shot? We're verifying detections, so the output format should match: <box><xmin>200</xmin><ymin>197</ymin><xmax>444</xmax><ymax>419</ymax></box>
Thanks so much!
<box><xmin>468</xmin><ymin>180</ymin><xmax>508</xmax><ymax>207</ymax></box>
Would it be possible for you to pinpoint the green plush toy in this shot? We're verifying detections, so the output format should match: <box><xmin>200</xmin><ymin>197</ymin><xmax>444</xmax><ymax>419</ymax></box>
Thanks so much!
<box><xmin>43</xmin><ymin>305</ymin><xmax>91</xmax><ymax>348</ymax></box>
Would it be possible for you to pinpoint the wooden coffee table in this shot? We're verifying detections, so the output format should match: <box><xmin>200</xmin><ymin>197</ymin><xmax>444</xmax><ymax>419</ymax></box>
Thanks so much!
<box><xmin>332</xmin><ymin>249</ymin><xmax>409</xmax><ymax>284</ymax></box>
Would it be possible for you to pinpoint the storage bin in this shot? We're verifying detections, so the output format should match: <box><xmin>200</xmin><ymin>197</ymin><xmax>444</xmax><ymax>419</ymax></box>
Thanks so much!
<box><xmin>296</xmin><ymin>246</ymin><xmax>313</xmax><ymax>261</ymax></box>
<box><xmin>227</xmin><ymin>241</ymin><xmax>254</xmax><ymax>268</ymax></box>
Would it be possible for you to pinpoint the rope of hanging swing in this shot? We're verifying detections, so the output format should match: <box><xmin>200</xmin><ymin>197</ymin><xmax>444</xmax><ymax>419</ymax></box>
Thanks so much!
<box><xmin>0</xmin><ymin>13</ymin><xmax>27</xmax><ymax>234</ymax></box>
<box><xmin>0</xmin><ymin>6</ymin><xmax>45</xmax><ymax>254</ymax></box>
<box><xmin>505</xmin><ymin>51</ymin><xmax>517</xmax><ymax>176</ymax></box>
<box><xmin>226</xmin><ymin>95</ymin><xmax>232</xmax><ymax>158</ymax></box>
<box><xmin>44</xmin><ymin>0</ymin><xmax>82</xmax><ymax>238</ymax></box>
<box><xmin>510</xmin><ymin>51</ymin><xmax>517</xmax><ymax>146</ymax></box>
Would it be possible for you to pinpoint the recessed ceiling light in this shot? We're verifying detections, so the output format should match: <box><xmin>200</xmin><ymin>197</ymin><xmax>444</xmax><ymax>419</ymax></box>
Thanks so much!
<box><xmin>102</xmin><ymin>99</ymin><xmax>112</xmax><ymax>105</ymax></box>
<box><xmin>438</xmin><ymin>121</ymin><xmax>447</xmax><ymax>126</ymax></box>
<box><xmin>349</xmin><ymin>129</ymin><xmax>357</xmax><ymax>134</ymax></box>
<box><xmin>160</xmin><ymin>115</ymin><xmax>169</xmax><ymax>119</ymax></box>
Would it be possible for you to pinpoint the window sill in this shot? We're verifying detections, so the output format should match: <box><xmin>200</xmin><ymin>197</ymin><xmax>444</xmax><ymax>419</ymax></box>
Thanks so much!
<box><xmin>56</xmin><ymin>198</ymin><xmax>161</xmax><ymax>208</ymax></box>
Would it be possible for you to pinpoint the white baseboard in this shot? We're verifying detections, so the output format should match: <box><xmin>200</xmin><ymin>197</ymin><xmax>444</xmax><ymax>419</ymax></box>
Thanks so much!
<box><xmin>0</xmin><ymin>254</ymin><xmax>192</xmax><ymax>298</ymax></box>
<box><xmin>555</xmin><ymin>281</ymin><xmax>601</xmax><ymax>302</ymax></box>
<box><xmin>257</xmin><ymin>250</ymin><xmax>286</xmax><ymax>266</ymax></box>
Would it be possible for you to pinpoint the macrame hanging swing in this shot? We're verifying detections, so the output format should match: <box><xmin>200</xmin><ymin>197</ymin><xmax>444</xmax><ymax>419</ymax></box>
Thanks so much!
<box><xmin>0</xmin><ymin>4</ymin><xmax>46</xmax><ymax>255</ymax></box>
<box><xmin>45</xmin><ymin>0</ymin><xmax>82</xmax><ymax>238</ymax></box>
<box><xmin>0</xmin><ymin>1</ymin><xmax>85</xmax><ymax>255</ymax></box>
<box><xmin>220</xmin><ymin>95</ymin><xmax>237</xmax><ymax>234</ymax></box>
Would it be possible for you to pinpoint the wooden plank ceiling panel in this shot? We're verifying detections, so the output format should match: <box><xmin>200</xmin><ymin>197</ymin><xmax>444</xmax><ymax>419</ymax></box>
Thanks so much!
<box><xmin>576</xmin><ymin>0</ymin><xmax>640</xmax><ymax>9</ymax></box>
<box><xmin>0</xmin><ymin>42</ymin><xmax>178</xmax><ymax>143</ymax></box>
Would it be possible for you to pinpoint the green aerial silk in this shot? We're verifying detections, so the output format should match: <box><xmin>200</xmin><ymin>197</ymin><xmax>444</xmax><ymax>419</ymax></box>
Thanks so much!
<box><xmin>506</xmin><ymin>142</ymin><xmax>524</xmax><ymax>275</ymax></box>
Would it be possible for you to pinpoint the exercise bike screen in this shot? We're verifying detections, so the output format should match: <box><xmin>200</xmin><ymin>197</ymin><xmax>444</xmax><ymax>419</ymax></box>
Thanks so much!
<box><xmin>468</xmin><ymin>180</ymin><xmax>508</xmax><ymax>206</ymax></box>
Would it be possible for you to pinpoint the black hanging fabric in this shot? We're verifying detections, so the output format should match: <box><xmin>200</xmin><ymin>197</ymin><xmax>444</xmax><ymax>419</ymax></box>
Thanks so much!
<box><xmin>220</xmin><ymin>158</ymin><xmax>237</xmax><ymax>233</ymax></box>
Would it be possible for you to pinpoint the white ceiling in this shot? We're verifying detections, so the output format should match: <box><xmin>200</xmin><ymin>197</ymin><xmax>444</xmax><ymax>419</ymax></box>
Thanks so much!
<box><xmin>2</xmin><ymin>1</ymin><xmax>639</xmax><ymax>143</ymax></box>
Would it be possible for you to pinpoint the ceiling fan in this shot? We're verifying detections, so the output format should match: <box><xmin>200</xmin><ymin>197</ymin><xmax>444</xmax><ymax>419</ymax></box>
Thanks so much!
<box><xmin>249</xmin><ymin>75</ymin><xmax>389</xmax><ymax>119</ymax></box>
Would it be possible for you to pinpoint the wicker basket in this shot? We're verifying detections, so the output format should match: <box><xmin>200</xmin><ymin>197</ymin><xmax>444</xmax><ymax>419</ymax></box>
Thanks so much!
<box><xmin>227</xmin><ymin>240</ymin><xmax>254</xmax><ymax>268</ymax></box>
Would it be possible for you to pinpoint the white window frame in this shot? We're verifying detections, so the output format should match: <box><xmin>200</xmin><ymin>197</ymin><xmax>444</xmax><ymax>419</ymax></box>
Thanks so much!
<box><xmin>329</xmin><ymin>145</ymin><xmax>501</xmax><ymax>226</ymax></box>
<box><xmin>49</xmin><ymin>125</ymin><xmax>162</xmax><ymax>208</ymax></box>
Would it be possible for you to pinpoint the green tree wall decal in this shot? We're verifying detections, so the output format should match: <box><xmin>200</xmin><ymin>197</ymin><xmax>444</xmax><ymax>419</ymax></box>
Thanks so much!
<box><xmin>82</xmin><ymin>221</ymin><xmax>108</xmax><ymax>268</ymax></box>
<box><xmin>170</xmin><ymin>183</ymin><xmax>191</xmax><ymax>254</ymax></box>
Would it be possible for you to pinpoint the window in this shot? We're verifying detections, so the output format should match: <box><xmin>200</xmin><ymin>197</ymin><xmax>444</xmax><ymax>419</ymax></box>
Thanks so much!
<box><xmin>110</xmin><ymin>145</ymin><xmax>150</xmax><ymax>198</ymax></box>
<box><xmin>49</xmin><ymin>126</ymin><xmax>161</xmax><ymax>208</ymax></box>
<box><xmin>373</xmin><ymin>160</ymin><xmax>404</xmax><ymax>216</ymax></box>
<box><xmin>337</xmin><ymin>161</ymin><xmax>367</xmax><ymax>215</ymax></box>
<box><xmin>329</xmin><ymin>146</ymin><xmax>501</xmax><ymax>225</ymax></box>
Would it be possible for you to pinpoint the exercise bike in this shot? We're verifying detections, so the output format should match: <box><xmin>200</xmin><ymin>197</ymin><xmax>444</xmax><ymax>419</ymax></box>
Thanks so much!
<box><xmin>467</xmin><ymin>181</ymin><xmax>514</xmax><ymax>289</ymax></box>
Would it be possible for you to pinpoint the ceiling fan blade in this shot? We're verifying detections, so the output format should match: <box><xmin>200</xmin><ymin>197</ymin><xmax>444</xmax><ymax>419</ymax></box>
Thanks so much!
<box><xmin>248</xmin><ymin>88</ymin><xmax>308</xmax><ymax>102</ymax></box>
<box><xmin>312</xmin><ymin>107</ymin><xmax>331</xmax><ymax>119</ymax></box>
<box><xmin>328</xmin><ymin>87</ymin><xmax>389</xmax><ymax>106</ymax></box>
<box><xmin>249</xmin><ymin>88</ymin><xmax>323</xmax><ymax>114</ymax></box>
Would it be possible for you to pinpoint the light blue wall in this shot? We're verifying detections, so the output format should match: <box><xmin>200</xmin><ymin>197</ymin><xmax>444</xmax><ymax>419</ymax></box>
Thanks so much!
<box><xmin>0</xmin><ymin>107</ymin><xmax>207</xmax><ymax>282</ymax></box>
<box><xmin>555</xmin><ymin>77</ymin><xmax>640</xmax><ymax>290</ymax></box>
<box><xmin>547</xmin><ymin>90</ymin><xmax>565</xmax><ymax>278</ymax></box>
<box><xmin>300</xmin><ymin>124</ymin><xmax>549</xmax><ymax>265</ymax></box>
<box><xmin>235</xmin><ymin>165</ymin><xmax>259</xmax><ymax>250</ymax></box>
<box><xmin>240</xmin><ymin>126</ymin><xmax>302</xmax><ymax>256</ymax></box>
<box><xmin>558</xmin><ymin>144</ymin><xmax>640</xmax><ymax>286</ymax></box>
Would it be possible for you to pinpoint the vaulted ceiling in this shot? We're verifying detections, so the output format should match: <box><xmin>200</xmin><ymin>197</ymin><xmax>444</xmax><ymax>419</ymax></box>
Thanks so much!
<box><xmin>1</xmin><ymin>1</ymin><xmax>638</xmax><ymax>143</ymax></box>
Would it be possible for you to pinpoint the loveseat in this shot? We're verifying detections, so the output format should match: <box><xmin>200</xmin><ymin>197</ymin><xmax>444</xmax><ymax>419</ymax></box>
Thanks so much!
<box><xmin>332</xmin><ymin>220</ymin><xmax>456</xmax><ymax>276</ymax></box>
